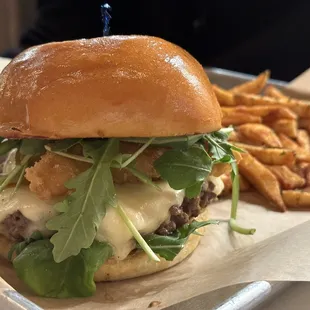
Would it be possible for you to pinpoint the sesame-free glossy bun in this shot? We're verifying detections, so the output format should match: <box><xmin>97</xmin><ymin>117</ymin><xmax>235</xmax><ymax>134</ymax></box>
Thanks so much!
<box><xmin>0</xmin><ymin>36</ymin><xmax>221</xmax><ymax>139</ymax></box>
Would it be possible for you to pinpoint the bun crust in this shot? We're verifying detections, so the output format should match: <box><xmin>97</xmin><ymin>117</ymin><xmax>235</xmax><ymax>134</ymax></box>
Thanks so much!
<box><xmin>0</xmin><ymin>212</ymin><xmax>207</xmax><ymax>282</ymax></box>
<box><xmin>0</xmin><ymin>36</ymin><xmax>221</xmax><ymax>139</ymax></box>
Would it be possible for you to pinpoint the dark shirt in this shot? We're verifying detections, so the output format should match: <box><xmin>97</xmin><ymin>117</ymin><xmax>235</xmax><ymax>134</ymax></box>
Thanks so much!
<box><xmin>7</xmin><ymin>1</ymin><xmax>310</xmax><ymax>81</ymax></box>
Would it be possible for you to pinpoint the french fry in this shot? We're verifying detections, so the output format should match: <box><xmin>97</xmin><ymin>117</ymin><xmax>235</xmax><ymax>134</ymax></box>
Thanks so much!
<box><xmin>234</xmin><ymin>93</ymin><xmax>310</xmax><ymax>117</ymax></box>
<box><xmin>237</xmin><ymin>123</ymin><xmax>282</xmax><ymax>148</ymax></box>
<box><xmin>222</xmin><ymin>112</ymin><xmax>262</xmax><ymax>126</ymax></box>
<box><xmin>233</xmin><ymin>142</ymin><xmax>296</xmax><ymax>166</ymax></box>
<box><xmin>220</xmin><ymin>173</ymin><xmax>232</xmax><ymax>194</ymax></box>
<box><xmin>212</xmin><ymin>85</ymin><xmax>234</xmax><ymax>106</ymax></box>
<box><xmin>305</xmin><ymin>166</ymin><xmax>310</xmax><ymax>187</ymax></box>
<box><xmin>264</xmin><ymin>85</ymin><xmax>288</xmax><ymax>99</ymax></box>
<box><xmin>240</xmin><ymin>174</ymin><xmax>251</xmax><ymax>191</ymax></box>
<box><xmin>299</xmin><ymin>118</ymin><xmax>310</xmax><ymax>132</ymax></box>
<box><xmin>222</xmin><ymin>105</ymin><xmax>296</xmax><ymax>120</ymax></box>
<box><xmin>298</xmin><ymin>163</ymin><xmax>310</xmax><ymax>186</ymax></box>
<box><xmin>278</xmin><ymin>133</ymin><xmax>299</xmax><ymax>150</ymax></box>
<box><xmin>212</xmin><ymin>71</ymin><xmax>310</xmax><ymax>213</ymax></box>
<box><xmin>220</xmin><ymin>173</ymin><xmax>251</xmax><ymax>195</ymax></box>
<box><xmin>282</xmin><ymin>191</ymin><xmax>310</xmax><ymax>209</ymax></box>
<box><xmin>293</xmin><ymin>162</ymin><xmax>309</xmax><ymax>179</ymax></box>
<box><xmin>296</xmin><ymin>130</ymin><xmax>310</xmax><ymax>152</ymax></box>
<box><xmin>227</xmin><ymin>130</ymin><xmax>239</xmax><ymax>142</ymax></box>
<box><xmin>266</xmin><ymin>119</ymin><xmax>297</xmax><ymax>138</ymax></box>
<box><xmin>278</xmin><ymin>133</ymin><xmax>310</xmax><ymax>163</ymax></box>
<box><xmin>266</xmin><ymin>165</ymin><xmax>305</xmax><ymax>190</ymax></box>
<box><xmin>230</xmin><ymin>70</ymin><xmax>270</xmax><ymax>94</ymax></box>
<box><xmin>238</xmin><ymin>152</ymin><xmax>286</xmax><ymax>211</ymax></box>
<box><xmin>211</xmin><ymin>162</ymin><xmax>232</xmax><ymax>177</ymax></box>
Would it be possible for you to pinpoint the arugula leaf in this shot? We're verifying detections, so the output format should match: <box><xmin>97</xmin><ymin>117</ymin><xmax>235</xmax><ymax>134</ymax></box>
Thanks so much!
<box><xmin>184</xmin><ymin>181</ymin><xmax>203</xmax><ymax>199</ymax></box>
<box><xmin>121</xmin><ymin>134</ymin><xmax>204</xmax><ymax>149</ymax></box>
<box><xmin>154</xmin><ymin>144</ymin><xmax>212</xmax><ymax>193</ymax></box>
<box><xmin>204</xmin><ymin>129</ymin><xmax>243</xmax><ymax>164</ymax></box>
<box><xmin>140</xmin><ymin>220</ymin><xmax>218</xmax><ymax>261</ymax></box>
<box><xmin>50</xmin><ymin>139</ymin><xmax>82</xmax><ymax>152</ymax></box>
<box><xmin>229</xmin><ymin>162</ymin><xmax>256</xmax><ymax>235</ymax></box>
<box><xmin>13</xmin><ymin>239</ymin><xmax>113</xmax><ymax>298</ymax></box>
<box><xmin>125</xmin><ymin>166</ymin><xmax>162</xmax><ymax>191</ymax></box>
<box><xmin>0</xmin><ymin>155</ymin><xmax>32</xmax><ymax>193</ymax></box>
<box><xmin>8</xmin><ymin>231</ymin><xmax>43</xmax><ymax>261</ymax></box>
<box><xmin>44</xmin><ymin>145</ymin><xmax>93</xmax><ymax>164</ymax></box>
<box><xmin>203</xmin><ymin>131</ymin><xmax>255</xmax><ymax>235</ymax></box>
<box><xmin>0</xmin><ymin>140</ymin><xmax>20</xmax><ymax>156</ymax></box>
<box><xmin>81</xmin><ymin>139</ymin><xmax>107</xmax><ymax>158</ymax></box>
<box><xmin>20</xmin><ymin>139</ymin><xmax>46</xmax><ymax>155</ymax></box>
<box><xmin>47</xmin><ymin>139</ymin><xmax>119</xmax><ymax>262</ymax></box>
<box><xmin>120</xmin><ymin>138</ymin><xmax>155</xmax><ymax>168</ymax></box>
<box><xmin>9</xmin><ymin>163</ymin><xmax>27</xmax><ymax>198</ymax></box>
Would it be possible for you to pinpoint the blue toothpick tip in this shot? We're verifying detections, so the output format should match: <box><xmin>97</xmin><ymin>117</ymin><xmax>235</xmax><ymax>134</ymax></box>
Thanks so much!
<box><xmin>101</xmin><ymin>3</ymin><xmax>112</xmax><ymax>36</ymax></box>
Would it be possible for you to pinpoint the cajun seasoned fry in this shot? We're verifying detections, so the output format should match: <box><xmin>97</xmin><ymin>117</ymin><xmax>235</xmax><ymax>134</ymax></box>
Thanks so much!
<box><xmin>227</xmin><ymin>130</ymin><xmax>239</xmax><ymax>142</ymax></box>
<box><xmin>220</xmin><ymin>173</ymin><xmax>251</xmax><ymax>195</ymax></box>
<box><xmin>222</xmin><ymin>106</ymin><xmax>296</xmax><ymax>120</ymax></box>
<box><xmin>238</xmin><ymin>152</ymin><xmax>286</xmax><ymax>211</ymax></box>
<box><xmin>282</xmin><ymin>191</ymin><xmax>310</xmax><ymax>209</ymax></box>
<box><xmin>212</xmin><ymin>85</ymin><xmax>234</xmax><ymax>106</ymax></box>
<box><xmin>213</xmin><ymin>70</ymin><xmax>310</xmax><ymax>212</ymax></box>
<box><xmin>222</xmin><ymin>112</ymin><xmax>262</xmax><ymax>126</ymax></box>
<box><xmin>264</xmin><ymin>85</ymin><xmax>288</xmax><ymax>99</ymax></box>
<box><xmin>266</xmin><ymin>119</ymin><xmax>297</xmax><ymax>138</ymax></box>
<box><xmin>278</xmin><ymin>133</ymin><xmax>299</xmax><ymax>150</ymax></box>
<box><xmin>234</xmin><ymin>93</ymin><xmax>310</xmax><ymax>117</ymax></box>
<box><xmin>278</xmin><ymin>133</ymin><xmax>310</xmax><ymax>163</ymax></box>
<box><xmin>306</xmin><ymin>167</ymin><xmax>310</xmax><ymax>187</ymax></box>
<box><xmin>237</xmin><ymin>123</ymin><xmax>282</xmax><ymax>148</ymax></box>
<box><xmin>239</xmin><ymin>174</ymin><xmax>251</xmax><ymax>191</ymax></box>
<box><xmin>266</xmin><ymin>165</ymin><xmax>305</xmax><ymax>190</ymax></box>
<box><xmin>297</xmin><ymin>163</ymin><xmax>310</xmax><ymax>186</ymax></box>
<box><xmin>230</xmin><ymin>70</ymin><xmax>270</xmax><ymax>94</ymax></box>
<box><xmin>299</xmin><ymin>118</ymin><xmax>310</xmax><ymax>132</ymax></box>
<box><xmin>211</xmin><ymin>162</ymin><xmax>232</xmax><ymax>177</ymax></box>
<box><xmin>233</xmin><ymin>142</ymin><xmax>296</xmax><ymax>166</ymax></box>
<box><xmin>296</xmin><ymin>130</ymin><xmax>310</xmax><ymax>152</ymax></box>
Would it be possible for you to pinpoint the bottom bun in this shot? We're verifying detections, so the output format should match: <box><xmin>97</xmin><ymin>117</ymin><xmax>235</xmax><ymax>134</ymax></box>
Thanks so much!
<box><xmin>95</xmin><ymin>211</ymin><xmax>208</xmax><ymax>282</ymax></box>
<box><xmin>0</xmin><ymin>211</ymin><xmax>208</xmax><ymax>282</ymax></box>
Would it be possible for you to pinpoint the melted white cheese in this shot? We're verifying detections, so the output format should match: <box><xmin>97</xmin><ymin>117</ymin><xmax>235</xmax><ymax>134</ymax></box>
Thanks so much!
<box><xmin>96</xmin><ymin>182</ymin><xmax>184</xmax><ymax>259</ymax></box>
<box><xmin>0</xmin><ymin>187</ymin><xmax>57</xmax><ymax>237</ymax></box>
<box><xmin>208</xmin><ymin>176</ymin><xmax>224</xmax><ymax>196</ymax></box>
<box><xmin>0</xmin><ymin>176</ymin><xmax>223</xmax><ymax>260</ymax></box>
<box><xmin>0</xmin><ymin>182</ymin><xmax>184</xmax><ymax>260</ymax></box>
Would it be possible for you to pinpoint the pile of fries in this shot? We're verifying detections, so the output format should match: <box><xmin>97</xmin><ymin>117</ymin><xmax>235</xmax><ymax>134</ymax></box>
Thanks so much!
<box><xmin>214</xmin><ymin>71</ymin><xmax>310</xmax><ymax>211</ymax></box>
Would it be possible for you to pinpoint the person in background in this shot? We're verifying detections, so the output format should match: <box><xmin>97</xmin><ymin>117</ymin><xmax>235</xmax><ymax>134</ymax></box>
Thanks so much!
<box><xmin>2</xmin><ymin>0</ymin><xmax>310</xmax><ymax>81</ymax></box>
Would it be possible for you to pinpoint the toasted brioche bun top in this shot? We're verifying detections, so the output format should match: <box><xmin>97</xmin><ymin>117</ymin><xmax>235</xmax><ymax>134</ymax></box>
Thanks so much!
<box><xmin>0</xmin><ymin>35</ymin><xmax>221</xmax><ymax>139</ymax></box>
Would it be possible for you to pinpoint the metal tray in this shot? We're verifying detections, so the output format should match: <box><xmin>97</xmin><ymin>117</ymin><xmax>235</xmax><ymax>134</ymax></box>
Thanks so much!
<box><xmin>0</xmin><ymin>67</ymin><xmax>302</xmax><ymax>310</ymax></box>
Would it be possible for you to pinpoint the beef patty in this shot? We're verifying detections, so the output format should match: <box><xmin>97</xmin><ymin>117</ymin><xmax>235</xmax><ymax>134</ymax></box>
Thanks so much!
<box><xmin>2</xmin><ymin>210</ymin><xmax>29</xmax><ymax>241</ymax></box>
<box><xmin>156</xmin><ymin>181</ymin><xmax>217</xmax><ymax>235</ymax></box>
<box><xmin>1</xmin><ymin>181</ymin><xmax>218</xmax><ymax>241</ymax></box>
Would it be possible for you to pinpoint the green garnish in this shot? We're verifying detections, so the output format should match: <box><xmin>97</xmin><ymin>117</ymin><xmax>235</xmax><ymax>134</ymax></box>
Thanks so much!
<box><xmin>139</xmin><ymin>220</ymin><xmax>219</xmax><ymax>261</ymax></box>
<box><xmin>0</xmin><ymin>154</ymin><xmax>31</xmax><ymax>193</ymax></box>
<box><xmin>0</xmin><ymin>127</ymin><xmax>255</xmax><ymax>298</ymax></box>
<box><xmin>13</xmin><ymin>239</ymin><xmax>112</xmax><ymax>298</ymax></box>
<box><xmin>116</xmin><ymin>204</ymin><xmax>160</xmax><ymax>262</ymax></box>
<box><xmin>46</xmin><ymin>139</ymin><xmax>161</xmax><ymax>262</ymax></box>
<box><xmin>229</xmin><ymin>163</ymin><xmax>256</xmax><ymax>235</ymax></box>
<box><xmin>154</xmin><ymin>144</ymin><xmax>212</xmax><ymax>197</ymax></box>
<box><xmin>46</xmin><ymin>139</ymin><xmax>119</xmax><ymax>262</ymax></box>
<box><xmin>0</xmin><ymin>139</ymin><xmax>20</xmax><ymax>156</ymax></box>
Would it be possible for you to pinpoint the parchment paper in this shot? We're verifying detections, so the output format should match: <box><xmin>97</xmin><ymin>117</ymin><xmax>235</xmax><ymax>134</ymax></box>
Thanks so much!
<box><xmin>1</xmin><ymin>193</ymin><xmax>310</xmax><ymax>309</ymax></box>
<box><xmin>1</xmin><ymin>58</ymin><xmax>310</xmax><ymax>309</ymax></box>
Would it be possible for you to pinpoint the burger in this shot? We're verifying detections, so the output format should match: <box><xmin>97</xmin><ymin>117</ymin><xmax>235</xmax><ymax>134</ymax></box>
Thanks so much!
<box><xmin>0</xmin><ymin>35</ymin><xmax>249</xmax><ymax>298</ymax></box>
